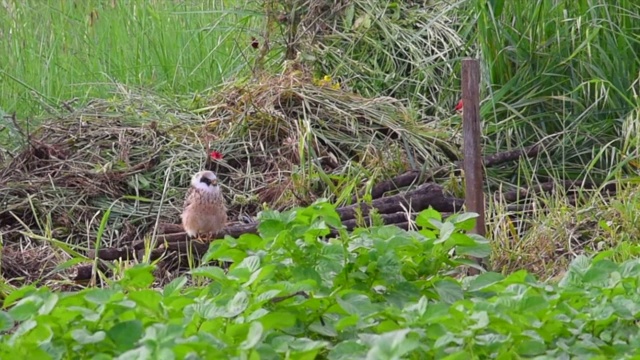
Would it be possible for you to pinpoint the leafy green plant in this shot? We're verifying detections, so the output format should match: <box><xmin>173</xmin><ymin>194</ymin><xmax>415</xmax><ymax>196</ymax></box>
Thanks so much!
<box><xmin>2</xmin><ymin>200</ymin><xmax>639</xmax><ymax>358</ymax></box>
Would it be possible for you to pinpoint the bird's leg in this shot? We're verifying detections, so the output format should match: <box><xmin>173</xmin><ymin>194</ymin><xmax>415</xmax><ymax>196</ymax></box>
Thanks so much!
<box><xmin>193</xmin><ymin>233</ymin><xmax>207</xmax><ymax>244</ymax></box>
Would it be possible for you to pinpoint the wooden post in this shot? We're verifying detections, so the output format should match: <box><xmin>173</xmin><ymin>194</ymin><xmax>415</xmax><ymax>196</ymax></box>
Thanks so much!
<box><xmin>461</xmin><ymin>59</ymin><xmax>486</xmax><ymax>273</ymax></box>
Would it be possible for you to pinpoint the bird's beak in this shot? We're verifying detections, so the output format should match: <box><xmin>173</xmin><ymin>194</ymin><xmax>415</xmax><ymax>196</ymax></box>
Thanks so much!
<box><xmin>210</xmin><ymin>178</ymin><xmax>218</xmax><ymax>186</ymax></box>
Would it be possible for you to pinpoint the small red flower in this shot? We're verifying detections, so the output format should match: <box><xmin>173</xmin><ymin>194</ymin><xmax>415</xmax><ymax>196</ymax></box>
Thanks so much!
<box><xmin>210</xmin><ymin>151</ymin><xmax>223</xmax><ymax>161</ymax></box>
<box><xmin>454</xmin><ymin>99</ymin><xmax>464</xmax><ymax>112</ymax></box>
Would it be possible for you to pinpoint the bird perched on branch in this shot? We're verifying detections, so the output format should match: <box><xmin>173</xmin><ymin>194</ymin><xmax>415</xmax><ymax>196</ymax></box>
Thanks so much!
<box><xmin>181</xmin><ymin>170</ymin><xmax>228</xmax><ymax>242</ymax></box>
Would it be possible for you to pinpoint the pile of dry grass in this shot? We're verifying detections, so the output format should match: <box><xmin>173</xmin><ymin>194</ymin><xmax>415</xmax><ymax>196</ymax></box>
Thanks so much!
<box><xmin>0</xmin><ymin>66</ymin><xmax>458</xmax><ymax>284</ymax></box>
<box><xmin>0</xmin><ymin>93</ymin><xmax>205</xmax><ymax>251</ymax></box>
<box><xmin>203</xmin><ymin>64</ymin><xmax>459</xmax><ymax>209</ymax></box>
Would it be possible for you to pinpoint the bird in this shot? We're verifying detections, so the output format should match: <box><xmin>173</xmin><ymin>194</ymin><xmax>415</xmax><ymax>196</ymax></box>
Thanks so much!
<box><xmin>181</xmin><ymin>170</ymin><xmax>228</xmax><ymax>243</ymax></box>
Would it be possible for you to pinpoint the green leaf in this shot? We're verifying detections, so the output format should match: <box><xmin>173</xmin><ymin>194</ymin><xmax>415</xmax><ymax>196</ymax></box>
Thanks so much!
<box><xmin>163</xmin><ymin>276</ymin><xmax>188</xmax><ymax>297</ymax></box>
<box><xmin>343</xmin><ymin>3</ymin><xmax>355</xmax><ymax>30</ymax></box>
<box><xmin>292</xmin><ymin>266</ymin><xmax>322</xmax><ymax>288</ymax></box>
<box><xmin>258</xmin><ymin>219</ymin><xmax>287</xmax><ymax>240</ymax></box>
<box><xmin>203</xmin><ymin>245</ymin><xmax>247</xmax><ymax>264</ymax></box>
<box><xmin>84</xmin><ymin>289</ymin><xmax>118</xmax><ymax>305</ymax></box>
<box><xmin>289</xmin><ymin>337</ymin><xmax>329</xmax><ymax>352</ymax></box>
<box><xmin>455</xmin><ymin>243</ymin><xmax>492</xmax><ymax>258</ymax></box>
<box><xmin>119</xmin><ymin>264</ymin><xmax>155</xmax><ymax>289</ymax></box>
<box><xmin>336</xmin><ymin>291</ymin><xmax>378</xmax><ymax>317</ymax></box>
<box><xmin>583</xmin><ymin>260</ymin><xmax>618</xmax><ymax>285</ymax></box>
<box><xmin>403</xmin><ymin>296</ymin><xmax>428</xmax><ymax>318</ymax></box>
<box><xmin>468</xmin><ymin>272</ymin><xmax>505</xmax><ymax>291</ymax></box>
<box><xmin>0</xmin><ymin>311</ymin><xmax>14</xmax><ymax>332</ymax></box>
<box><xmin>362</xmin><ymin>329</ymin><xmax>419</xmax><ymax>359</ymax></box>
<box><xmin>8</xmin><ymin>297</ymin><xmax>39</xmax><ymax>322</ymax></box>
<box><xmin>190</xmin><ymin>266</ymin><xmax>228</xmax><ymax>282</ymax></box>
<box><xmin>309</xmin><ymin>319</ymin><xmax>338</xmax><ymax>337</ymax></box>
<box><xmin>38</xmin><ymin>292</ymin><xmax>58</xmax><ymax>315</ymax></box>
<box><xmin>117</xmin><ymin>346</ymin><xmax>152</xmax><ymax>360</ymax></box>
<box><xmin>415</xmin><ymin>207</ymin><xmax>442</xmax><ymax>229</ymax></box>
<box><xmin>517</xmin><ymin>339</ymin><xmax>546</xmax><ymax>356</ymax></box>
<box><xmin>447</xmin><ymin>212</ymin><xmax>478</xmax><ymax>231</ymax></box>
<box><xmin>236</xmin><ymin>255</ymin><xmax>261</xmax><ymax>273</ymax></box>
<box><xmin>72</xmin><ymin>329</ymin><xmax>107</xmax><ymax>345</ymax></box>
<box><xmin>434</xmin><ymin>222</ymin><xmax>455</xmax><ymax>244</ymax></box>
<box><xmin>256</xmin><ymin>289</ymin><xmax>282</xmax><ymax>303</ymax></box>
<box><xmin>226</xmin><ymin>291</ymin><xmax>250</xmax><ymax>317</ymax></box>
<box><xmin>107</xmin><ymin>320</ymin><xmax>143</xmax><ymax>351</ymax></box>
<box><xmin>468</xmin><ymin>311</ymin><xmax>489</xmax><ymax>330</ymax></box>
<box><xmin>247</xmin><ymin>308</ymin><xmax>269</xmax><ymax>322</ymax></box>
<box><xmin>3</xmin><ymin>285</ymin><xmax>37</xmax><ymax>308</ymax></box>
<box><xmin>128</xmin><ymin>290</ymin><xmax>163</xmax><ymax>312</ymax></box>
<box><xmin>434</xmin><ymin>279</ymin><xmax>464</xmax><ymax>304</ymax></box>
<box><xmin>327</xmin><ymin>340</ymin><xmax>368</xmax><ymax>360</ymax></box>
<box><xmin>261</xmin><ymin>311</ymin><xmax>297</xmax><ymax>330</ymax></box>
<box><xmin>335</xmin><ymin>314</ymin><xmax>359</xmax><ymax>331</ymax></box>
<box><xmin>566</xmin><ymin>255</ymin><xmax>592</xmax><ymax>276</ymax></box>
<box><xmin>239</xmin><ymin>321</ymin><xmax>264</xmax><ymax>350</ymax></box>
<box><xmin>612</xmin><ymin>297</ymin><xmax>640</xmax><ymax>319</ymax></box>
<box><xmin>441</xmin><ymin>352</ymin><xmax>470</xmax><ymax>360</ymax></box>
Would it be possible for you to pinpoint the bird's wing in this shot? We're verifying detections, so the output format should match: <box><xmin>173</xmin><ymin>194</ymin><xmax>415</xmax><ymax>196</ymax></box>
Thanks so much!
<box><xmin>183</xmin><ymin>187</ymin><xmax>196</xmax><ymax>210</ymax></box>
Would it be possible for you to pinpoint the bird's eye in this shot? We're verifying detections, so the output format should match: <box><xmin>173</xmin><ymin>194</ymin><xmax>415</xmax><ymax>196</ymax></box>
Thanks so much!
<box><xmin>199</xmin><ymin>177</ymin><xmax>211</xmax><ymax>186</ymax></box>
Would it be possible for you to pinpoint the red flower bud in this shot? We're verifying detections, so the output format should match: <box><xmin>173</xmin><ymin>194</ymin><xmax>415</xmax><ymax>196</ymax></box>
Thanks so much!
<box><xmin>455</xmin><ymin>99</ymin><xmax>463</xmax><ymax>112</ymax></box>
<box><xmin>210</xmin><ymin>151</ymin><xmax>223</xmax><ymax>160</ymax></box>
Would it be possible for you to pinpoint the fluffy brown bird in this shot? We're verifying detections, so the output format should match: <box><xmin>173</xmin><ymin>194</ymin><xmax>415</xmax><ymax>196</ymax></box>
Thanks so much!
<box><xmin>181</xmin><ymin>170</ymin><xmax>228</xmax><ymax>242</ymax></box>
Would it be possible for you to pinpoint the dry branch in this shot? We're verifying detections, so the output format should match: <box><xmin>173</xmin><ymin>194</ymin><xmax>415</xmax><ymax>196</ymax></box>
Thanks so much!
<box><xmin>357</xmin><ymin>142</ymin><xmax>544</xmax><ymax>202</ymax></box>
<box><xmin>341</xmin><ymin>183</ymin><xmax>463</xmax><ymax>220</ymax></box>
<box><xmin>76</xmin><ymin>214</ymin><xmax>421</xmax><ymax>281</ymax></box>
<box><xmin>498</xmin><ymin>180</ymin><xmax>618</xmax><ymax>203</ymax></box>
<box><xmin>79</xmin><ymin>172</ymin><xmax>620</xmax><ymax>282</ymax></box>
<box><xmin>85</xmin><ymin>183</ymin><xmax>462</xmax><ymax>269</ymax></box>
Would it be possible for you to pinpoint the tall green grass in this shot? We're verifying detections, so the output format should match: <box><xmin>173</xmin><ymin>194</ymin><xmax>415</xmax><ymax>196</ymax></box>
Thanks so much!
<box><xmin>307</xmin><ymin>0</ymin><xmax>640</xmax><ymax>181</ymax></box>
<box><xmin>472</xmin><ymin>0</ymin><xmax>640</xmax><ymax>179</ymax></box>
<box><xmin>0</xmin><ymin>0</ymin><xmax>259</xmax><ymax>119</ymax></box>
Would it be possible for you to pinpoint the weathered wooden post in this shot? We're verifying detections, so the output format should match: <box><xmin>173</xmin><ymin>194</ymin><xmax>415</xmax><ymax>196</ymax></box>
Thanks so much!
<box><xmin>461</xmin><ymin>59</ymin><xmax>486</xmax><ymax>273</ymax></box>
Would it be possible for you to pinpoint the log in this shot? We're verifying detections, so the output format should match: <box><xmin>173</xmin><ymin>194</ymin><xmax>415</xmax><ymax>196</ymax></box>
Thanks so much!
<box><xmin>144</xmin><ymin>221</ymin><xmax>416</xmax><ymax>263</ymax></box>
<box><xmin>339</xmin><ymin>183</ymin><xmax>463</xmax><ymax>221</ymax></box>
<box><xmin>356</xmin><ymin>142</ymin><xmax>545</xmax><ymax>202</ymax></box>
<box><xmin>76</xmin><ymin>210</ymin><xmax>442</xmax><ymax>281</ymax></box>
<box><xmin>80</xmin><ymin>176</ymin><xmax>618</xmax><ymax>281</ymax></box>
<box><xmin>72</xmin><ymin>260</ymin><xmax>111</xmax><ymax>282</ymax></box>
<box><xmin>90</xmin><ymin>182</ymin><xmax>462</xmax><ymax>261</ymax></box>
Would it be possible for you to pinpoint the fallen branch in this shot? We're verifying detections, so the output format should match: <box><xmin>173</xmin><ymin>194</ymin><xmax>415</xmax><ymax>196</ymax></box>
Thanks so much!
<box><xmin>340</xmin><ymin>183</ymin><xmax>463</xmax><ymax>221</ymax></box>
<box><xmin>80</xmin><ymin>175</ymin><xmax>619</xmax><ymax>281</ymax></box>
<box><xmin>90</xmin><ymin>182</ymin><xmax>461</xmax><ymax>261</ymax></box>
<box><xmin>77</xmin><ymin>213</ymin><xmax>424</xmax><ymax>280</ymax></box>
<box><xmin>138</xmin><ymin>221</ymin><xmax>415</xmax><ymax>264</ymax></box>
<box><xmin>357</xmin><ymin>142</ymin><xmax>544</xmax><ymax>202</ymax></box>
<box><xmin>498</xmin><ymin>180</ymin><xmax>618</xmax><ymax>203</ymax></box>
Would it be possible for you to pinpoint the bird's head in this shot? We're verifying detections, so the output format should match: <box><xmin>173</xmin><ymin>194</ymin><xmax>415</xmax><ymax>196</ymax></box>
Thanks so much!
<box><xmin>191</xmin><ymin>170</ymin><xmax>221</xmax><ymax>193</ymax></box>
